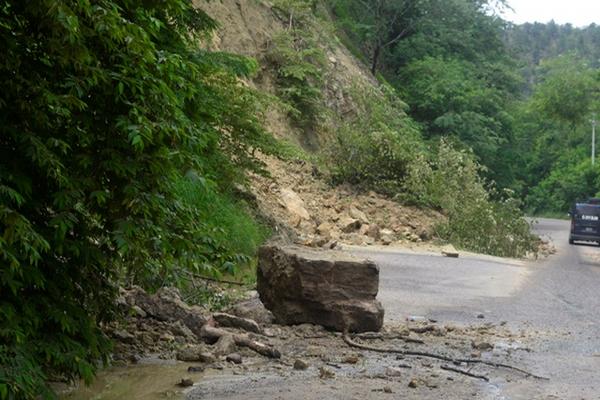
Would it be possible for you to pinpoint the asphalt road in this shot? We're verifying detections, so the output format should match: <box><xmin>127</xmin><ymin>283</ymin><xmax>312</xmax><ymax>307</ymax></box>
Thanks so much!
<box><xmin>352</xmin><ymin>218</ymin><xmax>600</xmax><ymax>399</ymax></box>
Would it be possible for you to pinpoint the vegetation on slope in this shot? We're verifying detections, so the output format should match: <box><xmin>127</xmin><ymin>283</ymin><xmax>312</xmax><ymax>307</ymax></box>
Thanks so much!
<box><xmin>0</xmin><ymin>0</ymin><xmax>271</xmax><ymax>397</ymax></box>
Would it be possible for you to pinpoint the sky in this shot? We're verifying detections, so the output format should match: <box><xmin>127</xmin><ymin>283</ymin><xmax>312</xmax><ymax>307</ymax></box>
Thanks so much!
<box><xmin>501</xmin><ymin>0</ymin><xmax>600</xmax><ymax>27</ymax></box>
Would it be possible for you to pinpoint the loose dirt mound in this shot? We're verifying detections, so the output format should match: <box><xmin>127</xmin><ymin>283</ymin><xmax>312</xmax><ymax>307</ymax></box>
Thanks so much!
<box><xmin>250</xmin><ymin>155</ymin><xmax>443</xmax><ymax>249</ymax></box>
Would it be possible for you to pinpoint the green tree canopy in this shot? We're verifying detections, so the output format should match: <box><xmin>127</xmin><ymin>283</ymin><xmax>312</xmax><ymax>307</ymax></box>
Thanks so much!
<box><xmin>0</xmin><ymin>0</ymin><xmax>270</xmax><ymax>398</ymax></box>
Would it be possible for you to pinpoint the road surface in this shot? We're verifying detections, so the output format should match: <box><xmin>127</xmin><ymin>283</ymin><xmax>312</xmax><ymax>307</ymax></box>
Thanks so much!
<box><xmin>353</xmin><ymin>218</ymin><xmax>600</xmax><ymax>399</ymax></box>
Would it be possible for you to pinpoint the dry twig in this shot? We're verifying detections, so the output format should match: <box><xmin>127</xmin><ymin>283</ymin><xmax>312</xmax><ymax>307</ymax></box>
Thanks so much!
<box><xmin>343</xmin><ymin>334</ymin><xmax>548</xmax><ymax>380</ymax></box>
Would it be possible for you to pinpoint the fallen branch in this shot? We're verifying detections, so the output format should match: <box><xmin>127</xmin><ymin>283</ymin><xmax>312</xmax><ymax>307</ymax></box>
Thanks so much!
<box><xmin>351</xmin><ymin>332</ymin><xmax>425</xmax><ymax>344</ymax></box>
<box><xmin>202</xmin><ymin>325</ymin><xmax>281</xmax><ymax>359</ymax></box>
<box><xmin>441</xmin><ymin>364</ymin><xmax>489</xmax><ymax>382</ymax></box>
<box><xmin>343</xmin><ymin>334</ymin><xmax>548</xmax><ymax>380</ymax></box>
<box><xmin>182</xmin><ymin>270</ymin><xmax>250</xmax><ymax>286</ymax></box>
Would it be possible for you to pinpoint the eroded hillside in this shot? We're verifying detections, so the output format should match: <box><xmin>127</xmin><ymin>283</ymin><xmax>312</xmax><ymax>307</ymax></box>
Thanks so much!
<box><xmin>194</xmin><ymin>0</ymin><xmax>444</xmax><ymax>249</ymax></box>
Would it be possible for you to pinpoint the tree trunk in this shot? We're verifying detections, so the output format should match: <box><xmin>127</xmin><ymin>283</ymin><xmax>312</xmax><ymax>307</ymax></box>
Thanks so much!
<box><xmin>371</xmin><ymin>45</ymin><xmax>381</xmax><ymax>75</ymax></box>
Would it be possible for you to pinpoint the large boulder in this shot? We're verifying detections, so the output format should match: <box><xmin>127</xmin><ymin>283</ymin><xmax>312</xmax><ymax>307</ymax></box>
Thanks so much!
<box><xmin>257</xmin><ymin>245</ymin><xmax>384</xmax><ymax>332</ymax></box>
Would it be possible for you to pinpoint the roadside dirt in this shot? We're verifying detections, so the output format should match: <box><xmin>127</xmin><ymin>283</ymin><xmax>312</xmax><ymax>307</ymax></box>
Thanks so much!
<box><xmin>60</xmin><ymin>288</ymin><xmax>545</xmax><ymax>400</ymax></box>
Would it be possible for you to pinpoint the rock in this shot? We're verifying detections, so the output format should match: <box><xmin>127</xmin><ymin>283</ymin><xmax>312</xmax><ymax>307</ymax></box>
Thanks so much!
<box><xmin>349</xmin><ymin>206</ymin><xmax>369</xmax><ymax>224</ymax></box>
<box><xmin>213</xmin><ymin>312</ymin><xmax>262</xmax><ymax>334</ymax></box>
<box><xmin>342</xmin><ymin>355</ymin><xmax>360</xmax><ymax>364</ymax></box>
<box><xmin>113</xmin><ymin>329</ymin><xmax>135</xmax><ymax>344</ymax></box>
<box><xmin>477</xmin><ymin>313</ymin><xmax>485</xmax><ymax>319</ymax></box>
<box><xmin>408</xmin><ymin>378</ymin><xmax>419</xmax><ymax>388</ymax></box>
<box><xmin>442</xmin><ymin>251</ymin><xmax>459</xmax><ymax>258</ymax></box>
<box><xmin>280</xmin><ymin>188</ymin><xmax>310</xmax><ymax>221</ymax></box>
<box><xmin>384</xmin><ymin>386</ymin><xmax>393</xmax><ymax>393</ymax></box>
<box><xmin>176</xmin><ymin>345</ymin><xmax>215</xmax><ymax>363</ymax></box>
<box><xmin>293</xmin><ymin>359</ymin><xmax>309</xmax><ymax>370</ymax></box>
<box><xmin>160</xmin><ymin>333</ymin><xmax>175</xmax><ymax>342</ymax></box>
<box><xmin>169</xmin><ymin>320</ymin><xmax>196</xmax><ymax>340</ymax></box>
<box><xmin>212</xmin><ymin>334</ymin><xmax>236</xmax><ymax>356</ymax></box>
<box><xmin>385</xmin><ymin>367</ymin><xmax>403</xmax><ymax>377</ymax></box>
<box><xmin>257</xmin><ymin>245</ymin><xmax>384</xmax><ymax>333</ymax></box>
<box><xmin>380</xmin><ymin>229</ymin><xmax>394</xmax><ymax>245</ymax></box>
<box><xmin>225</xmin><ymin>297</ymin><xmax>274</xmax><ymax>325</ymax></box>
<box><xmin>131</xmin><ymin>305</ymin><xmax>147</xmax><ymax>318</ymax></box>
<box><xmin>226</xmin><ymin>353</ymin><xmax>243</xmax><ymax>364</ymax></box>
<box><xmin>339</xmin><ymin>216</ymin><xmax>361</xmax><ymax>233</ymax></box>
<box><xmin>124</xmin><ymin>286</ymin><xmax>208</xmax><ymax>338</ymax></box>
<box><xmin>187</xmin><ymin>366</ymin><xmax>204</xmax><ymax>373</ymax></box>
<box><xmin>472</xmin><ymin>340</ymin><xmax>493</xmax><ymax>351</ymax></box>
<box><xmin>319</xmin><ymin>366</ymin><xmax>335</xmax><ymax>379</ymax></box>
<box><xmin>366</xmin><ymin>224</ymin><xmax>380</xmax><ymax>240</ymax></box>
<box><xmin>178</xmin><ymin>378</ymin><xmax>194</xmax><ymax>387</ymax></box>
<box><xmin>316</xmin><ymin>222</ymin><xmax>334</xmax><ymax>238</ymax></box>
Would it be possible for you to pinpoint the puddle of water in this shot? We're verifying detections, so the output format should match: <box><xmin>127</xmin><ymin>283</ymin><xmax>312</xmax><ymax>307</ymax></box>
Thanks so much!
<box><xmin>58</xmin><ymin>362</ymin><xmax>192</xmax><ymax>400</ymax></box>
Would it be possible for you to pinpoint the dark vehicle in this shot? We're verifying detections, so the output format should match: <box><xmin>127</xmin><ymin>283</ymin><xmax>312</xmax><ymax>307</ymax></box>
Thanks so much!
<box><xmin>569</xmin><ymin>199</ymin><xmax>600</xmax><ymax>245</ymax></box>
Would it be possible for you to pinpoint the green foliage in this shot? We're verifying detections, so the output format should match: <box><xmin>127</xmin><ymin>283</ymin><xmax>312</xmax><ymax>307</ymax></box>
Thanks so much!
<box><xmin>266</xmin><ymin>3</ymin><xmax>327</xmax><ymax>132</ymax></box>
<box><xmin>526</xmin><ymin>161</ymin><xmax>600</xmax><ymax>215</ymax></box>
<box><xmin>403</xmin><ymin>141</ymin><xmax>538</xmax><ymax>257</ymax></box>
<box><xmin>397</xmin><ymin>56</ymin><xmax>517</xmax><ymax>185</ymax></box>
<box><xmin>324</xmin><ymin>82</ymin><xmax>423</xmax><ymax>195</ymax></box>
<box><xmin>0</xmin><ymin>0</ymin><xmax>272</xmax><ymax>398</ymax></box>
<box><xmin>531</xmin><ymin>56</ymin><xmax>598</xmax><ymax>126</ymax></box>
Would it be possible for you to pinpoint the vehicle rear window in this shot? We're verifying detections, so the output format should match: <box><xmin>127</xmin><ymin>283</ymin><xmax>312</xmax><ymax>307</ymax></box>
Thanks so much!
<box><xmin>575</xmin><ymin>204</ymin><xmax>600</xmax><ymax>215</ymax></box>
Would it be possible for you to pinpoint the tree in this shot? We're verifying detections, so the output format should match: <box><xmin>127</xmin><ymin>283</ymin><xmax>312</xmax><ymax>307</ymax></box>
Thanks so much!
<box><xmin>0</xmin><ymin>0</ymin><xmax>270</xmax><ymax>398</ymax></box>
<box><xmin>329</xmin><ymin>0</ymin><xmax>425</xmax><ymax>74</ymax></box>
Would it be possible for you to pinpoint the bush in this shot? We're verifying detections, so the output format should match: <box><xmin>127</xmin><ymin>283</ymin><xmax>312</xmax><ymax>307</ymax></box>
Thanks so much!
<box><xmin>325</xmin><ymin>81</ymin><xmax>423</xmax><ymax>194</ymax></box>
<box><xmin>266</xmin><ymin>1</ymin><xmax>328</xmax><ymax>132</ymax></box>
<box><xmin>0</xmin><ymin>1</ymin><xmax>271</xmax><ymax>398</ymax></box>
<box><xmin>404</xmin><ymin>140</ymin><xmax>538</xmax><ymax>257</ymax></box>
<box><xmin>526</xmin><ymin>160</ymin><xmax>600</xmax><ymax>215</ymax></box>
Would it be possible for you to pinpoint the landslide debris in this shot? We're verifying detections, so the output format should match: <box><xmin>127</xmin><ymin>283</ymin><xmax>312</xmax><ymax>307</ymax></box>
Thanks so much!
<box><xmin>251</xmin><ymin>155</ymin><xmax>442</xmax><ymax>249</ymax></box>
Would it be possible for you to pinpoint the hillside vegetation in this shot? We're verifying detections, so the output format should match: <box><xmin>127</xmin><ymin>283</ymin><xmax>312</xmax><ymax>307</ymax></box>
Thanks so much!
<box><xmin>0</xmin><ymin>0</ymin><xmax>597</xmax><ymax>398</ymax></box>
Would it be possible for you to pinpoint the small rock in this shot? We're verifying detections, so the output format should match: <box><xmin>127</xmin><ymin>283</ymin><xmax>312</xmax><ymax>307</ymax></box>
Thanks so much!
<box><xmin>113</xmin><ymin>329</ymin><xmax>135</xmax><ymax>344</ymax></box>
<box><xmin>408</xmin><ymin>378</ymin><xmax>419</xmax><ymax>388</ymax></box>
<box><xmin>349</xmin><ymin>206</ymin><xmax>369</xmax><ymax>224</ymax></box>
<box><xmin>178</xmin><ymin>378</ymin><xmax>193</xmax><ymax>387</ymax></box>
<box><xmin>339</xmin><ymin>216</ymin><xmax>361</xmax><ymax>233</ymax></box>
<box><xmin>477</xmin><ymin>313</ymin><xmax>485</xmax><ymax>319</ymax></box>
<box><xmin>213</xmin><ymin>334</ymin><xmax>236</xmax><ymax>356</ymax></box>
<box><xmin>470</xmin><ymin>350</ymin><xmax>481</xmax><ymax>358</ymax></box>
<box><xmin>159</xmin><ymin>333</ymin><xmax>175</xmax><ymax>342</ymax></box>
<box><xmin>385</xmin><ymin>367</ymin><xmax>403</xmax><ymax>377</ymax></box>
<box><xmin>472</xmin><ymin>340</ymin><xmax>493</xmax><ymax>351</ymax></box>
<box><xmin>383</xmin><ymin>386</ymin><xmax>393</xmax><ymax>393</ymax></box>
<box><xmin>226</xmin><ymin>353</ymin><xmax>242</xmax><ymax>364</ymax></box>
<box><xmin>131</xmin><ymin>305</ymin><xmax>147</xmax><ymax>318</ymax></box>
<box><xmin>366</xmin><ymin>224</ymin><xmax>380</xmax><ymax>239</ymax></box>
<box><xmin>317</xmin><ymin>222</ymin><xmax>334</xmax><ymax>238</ymax></box>
<box><xmin>293</xmin><ymin>359</ymin><xmax>309</xmax><ymax>370</ymax></box>
<box><xmin>341</xmin><ymin>355</ymin><xmax>360</xmax><ymax>364</ymax></box>
<box><xmin>319</xmin><ymin>366</ymin><xmax>335</xmax><ymax>379</ymax></box>
<box><xmin>187</xmin><ymin>366</ymin><xmax>204</xmax><ymax>373</ymax></box>
<box><xmin>213</xmin><ymin>312</ymin><xmax>262</xmax><ymax>334</ymax></box>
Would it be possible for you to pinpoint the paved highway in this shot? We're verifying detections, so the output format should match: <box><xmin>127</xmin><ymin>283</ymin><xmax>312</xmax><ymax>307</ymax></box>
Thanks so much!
<box><xmin>353</xmin><ymin>218</ymin><xmax>600</xmax><ymax>398</ymax></box>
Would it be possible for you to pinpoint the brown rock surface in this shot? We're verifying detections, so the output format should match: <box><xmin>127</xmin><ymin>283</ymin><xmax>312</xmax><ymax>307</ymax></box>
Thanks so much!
<box><xmin>257</xmin><ymin>245</ymin><xmax>384</xmax><ymax>333</ymax></box>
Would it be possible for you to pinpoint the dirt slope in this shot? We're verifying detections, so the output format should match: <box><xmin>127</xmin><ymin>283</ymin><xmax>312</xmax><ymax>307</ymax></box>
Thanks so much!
<box><xmin>195</xmin><ymin>0</ymin><xmax>443</xmax><ymax>249</ymax></box>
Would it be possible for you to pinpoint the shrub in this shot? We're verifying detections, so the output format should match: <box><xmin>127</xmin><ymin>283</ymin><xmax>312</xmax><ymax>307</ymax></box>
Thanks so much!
<box><xmin>325</xmin><ymin>81</ymin><xmax>423</xmax><ymax>194</ymax></box>
<box><xmin>404</xmin><ymin>140</ymin><xmax>538</xmax><ymax>257</ymax></box>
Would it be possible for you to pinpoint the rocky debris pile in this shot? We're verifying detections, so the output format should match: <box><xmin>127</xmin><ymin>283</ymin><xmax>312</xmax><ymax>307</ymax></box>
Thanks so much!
<box><xmin>250</xmin><ymin>156</ymin><xmax>442</xmax><ymax>249</ymax></box>
<box><xmin>107</xmin><ymin>286</ymin><xmax>280</xmax><ymax>363</ymax></box>
<box><xmin>257</xmin><ymin>245</ymin><xmax>385</xmax><ymax>332</ymax></box>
